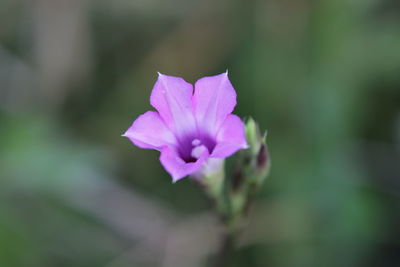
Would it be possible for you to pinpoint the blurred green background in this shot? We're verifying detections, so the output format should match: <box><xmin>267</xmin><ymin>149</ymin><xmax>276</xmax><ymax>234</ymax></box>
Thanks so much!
<box><xmin>0</xmin><ymin>0</ymin><xmax>399</xmax><ymax>266</ymax></box>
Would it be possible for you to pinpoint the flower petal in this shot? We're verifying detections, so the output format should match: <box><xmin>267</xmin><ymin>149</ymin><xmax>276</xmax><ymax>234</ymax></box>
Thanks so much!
<box><xmin>211</xmin><ymin>114</ymin><xmax>247</xmax><ymax>158</ymax></box>
<box><xmin>193</xmin><ymin>72</ymin><xmax>237</xmax><ymax>135</ymax></box>
<box><xmin>123</xmin><ymin>111</ymin><xmax>177</xmax><ymax>150</ymax></box>
<box><xmin>160</xmin><ymin>146</ymin><xmax>209</xmax><ymax>182</ymax></box>
<box><xmin>150</xmin><ymin>73</ymin><xmax>197</xmax><ymax>139</ymax></box>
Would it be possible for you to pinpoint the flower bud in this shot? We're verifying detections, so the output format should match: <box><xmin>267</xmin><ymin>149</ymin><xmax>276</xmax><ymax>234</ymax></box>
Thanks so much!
<box><xmin>241</xmin><ymin>118</ymin><xmax>270</xmax><ymax>189</ymax></box>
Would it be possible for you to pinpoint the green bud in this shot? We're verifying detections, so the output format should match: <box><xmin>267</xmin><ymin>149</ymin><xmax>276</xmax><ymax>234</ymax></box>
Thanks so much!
<box><xmin>245</xmin><ymin>117</ymin><xmax>262</xmax><ymax>156</ymax></box>
<box><xmin>242</xmin><ymin>118</ymin><xmax>270</xmax><ymax>189</ymax></box>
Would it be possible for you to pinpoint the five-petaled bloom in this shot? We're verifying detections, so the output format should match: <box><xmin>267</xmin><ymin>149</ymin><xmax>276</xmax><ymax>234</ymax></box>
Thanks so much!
<box><xmin>123</xmin><ymin>72</ymin><xmax>247</xmax><ymax>182</ymax></box>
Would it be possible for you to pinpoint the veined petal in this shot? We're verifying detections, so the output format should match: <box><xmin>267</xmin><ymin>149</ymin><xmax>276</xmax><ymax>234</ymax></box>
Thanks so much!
<box><xmin>193</xmin><ymin>72</ymin><xmax>236</xmax><ymax>135</ymax></box>
<box><xmin>123</xmin><ymin>111</ymin><xmax>177</xmax><ymax>150</ymax></box>
<box><xmin>150</xmin><ymin>73</ymin><xmax>197</xmax><ymax>138</ymax></box>
<box><xmin>211</xmin><ymin>114</ymin><xmax>247</xmax><ymax>158</ymax></box>
<box><xmin>160</xmin><ymin>146</ymin><xmax>209</xmax><ymax>182</ymax></box>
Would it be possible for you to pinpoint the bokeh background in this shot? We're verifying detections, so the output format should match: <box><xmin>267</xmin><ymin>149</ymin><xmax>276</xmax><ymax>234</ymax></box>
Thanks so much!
<box><xmin>1</xmin><ymin>0</ymin><xmax>400</xmax><ymax>266</ymax></box>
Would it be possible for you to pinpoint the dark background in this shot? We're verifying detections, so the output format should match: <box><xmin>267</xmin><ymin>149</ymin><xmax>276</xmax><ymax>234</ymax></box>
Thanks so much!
<box><xmin>0</xmin><ymin>0</ymin><xmax>399</xmax><ymax>266</ymax></box>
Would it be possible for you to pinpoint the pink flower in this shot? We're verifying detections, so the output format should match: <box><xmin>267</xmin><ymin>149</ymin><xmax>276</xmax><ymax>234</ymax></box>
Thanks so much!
<box><xmin>123</xmin><ymin>72</ymin><xmax>247</xmax><ymax>182</ymax></box>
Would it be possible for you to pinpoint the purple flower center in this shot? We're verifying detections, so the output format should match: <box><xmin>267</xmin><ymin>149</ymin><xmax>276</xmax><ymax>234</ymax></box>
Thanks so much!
<box><xmin>178</xmin><ymin>134</ymin><xmax>216</xmax><ymax>163</ymax></box>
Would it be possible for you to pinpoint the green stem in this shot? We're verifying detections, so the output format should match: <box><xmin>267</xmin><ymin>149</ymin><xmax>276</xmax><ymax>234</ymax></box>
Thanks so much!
<box><xmin>212</xmin><ymin>232</ymin><xmax>234</xmax><ymax>267</ymax></box>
